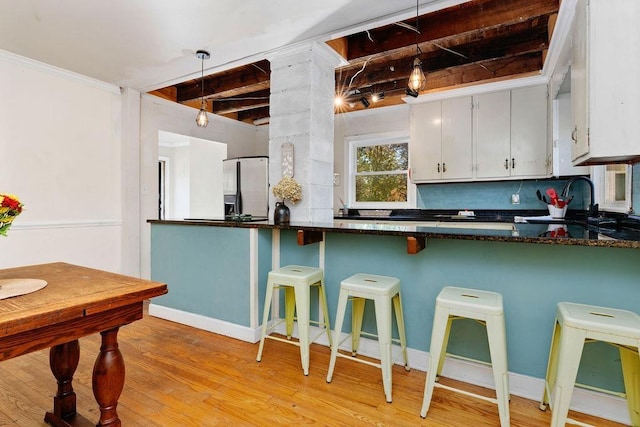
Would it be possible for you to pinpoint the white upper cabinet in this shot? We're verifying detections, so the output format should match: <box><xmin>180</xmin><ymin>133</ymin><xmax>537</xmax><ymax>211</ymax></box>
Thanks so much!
<box><xmin>571</xmin><ymin>0</ymin><xmax>640</xmax><ymax>165</ymax></box>
<box><xmin>510</xmin><ymin>85</ymin><xmax>548</xmax><ymax>177</ymax></box>
<box><xmin>409</xmin><ymin>97</ymin><xmax>473</xmax><ymax>182</ymax></box>
<box><xmin>475</xmin><ymin>86</ymin><xmax>548</xmax><ymax>179</ymax></box>
<box><xmin>409</xmin><ymin>101</ymin><xmax>442</xmax><ymax>182</ymax></box>
<box><xmin>474</xmin><ymin>91</ymin><xmax>511</xmax><ymax>179</ymax></box>
<box><xmin>410</xmin><ymin>84</ymin><xmax>548</xmax><ymax>183</ymax></box>
<box><xmin>441</xmin><ymin>97</ymin><xmax>473</xmax><ymax>180</ymax></box>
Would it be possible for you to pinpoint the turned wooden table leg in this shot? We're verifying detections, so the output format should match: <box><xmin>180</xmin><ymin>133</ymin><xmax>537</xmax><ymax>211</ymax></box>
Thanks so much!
<box><xmin>92</xmin><ymin>327</ymin><xmax>125</xmax><ymax>427</ymax></box>
<box><xmin>45</xmin><ymin>340</ymin><xmax>80</xmax><ymax>423</ymax></box>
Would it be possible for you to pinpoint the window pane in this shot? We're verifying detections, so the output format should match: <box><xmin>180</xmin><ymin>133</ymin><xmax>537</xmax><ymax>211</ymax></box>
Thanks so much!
<box><xmin>355</xmin><ymin>174</ymin><xmax>407</xmax><ymax>202</ymax></box>
<box><xmin>356</xmin><ymin>143</ymin><xmax>408</xmax><ymax>172</ymax></box>
<box><xmin>605</xmin><ymin>164</ymin><xmax>627</xmax><ymax>202</ymax></box>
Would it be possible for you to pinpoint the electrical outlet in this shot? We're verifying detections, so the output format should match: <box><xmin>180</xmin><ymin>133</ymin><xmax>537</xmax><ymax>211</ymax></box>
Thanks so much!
<box><xmin>511</xmin><ymin>194</ymin><xmax>520</xmax><ymax>204</ymax></box>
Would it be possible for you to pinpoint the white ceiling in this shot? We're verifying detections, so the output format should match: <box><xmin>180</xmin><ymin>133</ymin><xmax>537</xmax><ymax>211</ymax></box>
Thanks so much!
<box><xmin>0</xmin><ymin>0</ymin><xmax>462</xmax><ymax>92</ymax></box>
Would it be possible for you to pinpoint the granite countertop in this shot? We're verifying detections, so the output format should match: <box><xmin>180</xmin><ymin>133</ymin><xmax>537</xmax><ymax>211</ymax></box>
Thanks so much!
<box><xmin>148</xmin><ymin>209</ymin><xmax>640</xmax><ymax>249</ymax></box>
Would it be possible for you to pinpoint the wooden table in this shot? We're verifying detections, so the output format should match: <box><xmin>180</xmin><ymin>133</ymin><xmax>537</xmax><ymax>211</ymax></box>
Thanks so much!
<box><xmin>0</xmin><ymin>262</ymin><xmax>167</xmax><ymax>427</ymax></box>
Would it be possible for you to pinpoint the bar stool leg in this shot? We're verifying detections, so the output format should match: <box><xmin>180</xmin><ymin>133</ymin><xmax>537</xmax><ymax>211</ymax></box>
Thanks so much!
<box><xmin>284</xmin><ymin>286</ymin><xmax>296</xmax><ymax>339</ymax></box>
<box><xmin>256</xmin><ymin>278</ymin><xmax>275</xmax><ymax>362</ymax></box>
<box><xmin>295</xmin><ymin>284</ymin><xmax>311</xmax><ymax>376</ymax></box>
<box><xmin>550</xmin><ymin>327</ymin><xmax>586</xmax><ymax>427</ymax></box>
<box><xmin>374</xmin><ymin>294</ymin><xmax>394</xmax><ymax>403</ymax></box>
<box><xmin>619</xmin><ymin>345</ymin><xmax>640</xmax><ymax>426</ymax></box>
<box><xmin>541</xmin><ymin>320</ymin><xmax>562</xmax><ymax>410</ymax></box>
<box><xmin>421</xmin><ymin>306</ymin><xmax>450</xmax><ymax>418</ymax></box>
<box><xmin>318</xmin><ymin>281</ymin><xmax>333</xmax><ymax>347</ymax></box>
<box><xmin>486</xmin><ymin>314</ymin><xmax>510</xmax><ymax>427</ymax></box>
<box><xmin>327</xmin><ymin>288</ymin><xmax>349</xmax><ymax>383</ymax></box>
<box><xmin>351</xmin><ymin>298</ymin><xmax>366</xmax><ymax>356</ymax></box>
<box><xmin>392</xmin><ymin>293</ymin><xmax>410</xmax><ymax>369</ymax></box>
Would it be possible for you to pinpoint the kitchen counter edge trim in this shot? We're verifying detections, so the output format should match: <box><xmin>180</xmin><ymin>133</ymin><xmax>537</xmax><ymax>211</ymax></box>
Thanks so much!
<box><xmin>146</xmin><ymin>219</ymin><xmax>640</xmax><ymax>249</ymax></box>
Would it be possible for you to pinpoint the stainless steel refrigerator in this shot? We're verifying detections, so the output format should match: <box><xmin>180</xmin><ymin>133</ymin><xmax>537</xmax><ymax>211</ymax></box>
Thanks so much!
<box><xmin>222</xmin><ymin>156</ymin><xmax>269</xmax><ymax>219</ymax></box>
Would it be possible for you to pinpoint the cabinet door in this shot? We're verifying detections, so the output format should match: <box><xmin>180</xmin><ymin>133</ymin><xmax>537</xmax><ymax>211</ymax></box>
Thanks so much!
<box><xmin>571</xmin><ymin>0</ymin><xmax>589</xmax><ymax>160</ymax></box>
<box><xmin>441</xmin><ymin>96</ymin><xmax>473</xmax><ymax>180</ymax></box>
<box><xmin>474</xmin><ymin>91</ymin><xmax>511</xmax><ymax>179</ymax></box>
<box><xmin>409</xmin><ymin>102</ymin><xmax>442</xmax><ymax>182</ymax></box>
<box><xmin>511</xmin><ymin>85</ymin><xmax>548</xmax><ymax>177</ymax></box>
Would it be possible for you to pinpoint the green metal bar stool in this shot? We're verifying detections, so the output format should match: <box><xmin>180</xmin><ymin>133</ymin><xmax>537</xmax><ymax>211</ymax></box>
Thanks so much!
<box><xmin>540</xmin><ymin>302</ymin><xmax>640</xmax><ymax>427</ymax></box>
<box><xmin>256</xmin><ymin>265</ymin><xmax>332</xmax><ymax>376</ymax></box>
<box><xmin>326</xmin><ymin>273</ymin><xmax>409</xmax><ymax>403</ymax></box>
<box><xmin>421</xmin><ymin>286</ymin><xmax>510</xmax><ymax>427</ymax></box>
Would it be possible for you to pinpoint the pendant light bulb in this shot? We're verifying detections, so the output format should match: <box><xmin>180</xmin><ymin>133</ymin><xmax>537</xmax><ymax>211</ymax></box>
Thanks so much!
<box><xmin>408</xmin><ymin>57</ymin><xmax>427</xmax><ymax>92</ymax></box>
<box><xmin>407</xmin><ymin>0</ymin><xmax>426</xmax><ymax>95</ymax></box>
<box><xmin>195</xmin><ymin>49</ymin><xmax>211</xmax><ymax>128</ymax></box>
<box><xmin>196</xmin><ymin>103</ymin><xmax>209</xmax><ymax>128</ymax></box>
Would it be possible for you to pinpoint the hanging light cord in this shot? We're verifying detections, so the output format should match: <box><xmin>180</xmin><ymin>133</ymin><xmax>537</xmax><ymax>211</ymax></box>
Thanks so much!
<box><xmin>415</xmin><ymin>0</ymin><xmax>420</xmax><ymax>56</ymax></box>
<box><xmin>201</xmin><ymin>56</ymin><xmax>205</xmax><ymax>105</ymax></box>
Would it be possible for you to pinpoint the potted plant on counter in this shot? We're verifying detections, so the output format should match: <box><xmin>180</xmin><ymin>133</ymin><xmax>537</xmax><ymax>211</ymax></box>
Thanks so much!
<box><xmin>272</xmin><ymin>176</ymin><xmax>302</xmax><ymax>224</ymax></box>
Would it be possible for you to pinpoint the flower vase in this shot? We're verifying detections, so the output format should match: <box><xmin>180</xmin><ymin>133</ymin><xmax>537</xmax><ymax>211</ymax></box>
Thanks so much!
<box><xmin>274</xmin><ymin>201</ymin><xmax>290</xmax><ymax>224</ymax></box>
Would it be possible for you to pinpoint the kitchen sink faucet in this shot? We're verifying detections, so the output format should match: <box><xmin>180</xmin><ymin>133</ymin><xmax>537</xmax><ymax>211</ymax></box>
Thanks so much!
<box><xmin>561</xmin><ymin>176</ymin><xmax>599</xmax><ymax>218</ymax></box>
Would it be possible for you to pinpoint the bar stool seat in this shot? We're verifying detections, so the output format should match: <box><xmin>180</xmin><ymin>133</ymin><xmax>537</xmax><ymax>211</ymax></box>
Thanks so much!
<box><xmin>326</xmin><ymin>273</ymin><xmax>409</xmax><ymax>403</ymax></box>
<box><xmin>540</xmin><ymin>302</ymin><xmax>640</xmax><ymax>427</ymax></box>
<box><xmin>256</xmin><ymin>265</ymin><xmax>332</xmax><ymax>376</ymax></box>
<box><xmin>421</xmin><ymin>286</ymin><xmax>510</xmax><ymax>427</ymax></box>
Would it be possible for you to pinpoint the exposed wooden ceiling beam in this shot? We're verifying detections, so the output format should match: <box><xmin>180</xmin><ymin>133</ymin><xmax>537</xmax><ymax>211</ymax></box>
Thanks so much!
<box><xmin>238</xmin><ymin>106</ymin><xmax>270</xmax><ymax>124</ymax></box>
<box><xmin>212</xmin><ymin>89</ymin><xmax>270</xmax><ymax>114</ymax></box>
<box><xmin>148</xmin><ymin>0</ymin><xmax>558</xmax><ymax>125</ymax></box>
<box><xmin>344</xmin><ymin>0</ymin><xmax>558</xmax><ymax>60</ymax></box>
<box><xmin>337</xmin><ymin>32</ymin><xmax>548</xmax><ymax>93</ymax></box>
<box><xmin>176</xmin><ymin>60</ymin><xmax>270</xmax><ymax>103</ymax></box>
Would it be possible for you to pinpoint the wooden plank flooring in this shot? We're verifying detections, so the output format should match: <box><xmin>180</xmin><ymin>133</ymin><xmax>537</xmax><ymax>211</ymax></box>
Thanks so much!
<box><xmin>0</xmin><ymin>307</ymin><xmax>627</xmax><ymax>426</ymax></box>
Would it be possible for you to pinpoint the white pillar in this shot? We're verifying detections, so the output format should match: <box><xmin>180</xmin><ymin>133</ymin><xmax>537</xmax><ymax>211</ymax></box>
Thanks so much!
<box><xmin>268</xmin><ymin>42</ymin><xmax>344</xmax><ymax>223</ymax></box>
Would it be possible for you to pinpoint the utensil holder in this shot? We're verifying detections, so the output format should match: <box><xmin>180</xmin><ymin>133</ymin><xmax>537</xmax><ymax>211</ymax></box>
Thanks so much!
<box><xmin>548</xmin><ymin>204</ymin><xmax>567</xmax><ymax>219</ymax></box>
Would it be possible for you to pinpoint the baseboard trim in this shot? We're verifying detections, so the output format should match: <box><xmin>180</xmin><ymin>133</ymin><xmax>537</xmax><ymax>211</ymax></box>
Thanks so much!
<box><xmin>148</xmin><ymin>306</ymin><xmax>630</xmax><ymax>425</ymax></box>
<box><xmin>149</xmin><ymin>303</ymin><xmax>260</xmax><ymax>343</ymax></box>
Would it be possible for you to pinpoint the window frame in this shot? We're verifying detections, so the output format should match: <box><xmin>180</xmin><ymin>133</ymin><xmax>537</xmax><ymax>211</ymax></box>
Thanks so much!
<box><xmin>346</xmin><ymin>132</ymin><xmax>415</xmax><ymax>209</ymax></box>
<box><xmin>592</xmin><ymin>164</ymin><xmax>633</xmax><ymax>213</ymax></box>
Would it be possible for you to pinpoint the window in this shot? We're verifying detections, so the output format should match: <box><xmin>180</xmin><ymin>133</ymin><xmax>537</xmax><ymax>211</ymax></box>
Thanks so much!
<box><xmin>593</xmin><ymin>164</ymin><xmax>632</xmax><ymax>213</ymax></box>
<box><xmin>347</xmin><ymin>133</ymin><xmax>414</xmax><ymax>208</ymax></box>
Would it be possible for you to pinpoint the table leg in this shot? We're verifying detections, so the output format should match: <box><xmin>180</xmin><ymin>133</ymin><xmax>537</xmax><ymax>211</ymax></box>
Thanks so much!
<box><xmin>45</xmin><ymin>340</ymin><xmax>80</xmax><ymax>423</ymax></box>
<box><xmin>92</xmin><ymin>327</ymin><xmax>125</xmax><ymax>427</ymax></box>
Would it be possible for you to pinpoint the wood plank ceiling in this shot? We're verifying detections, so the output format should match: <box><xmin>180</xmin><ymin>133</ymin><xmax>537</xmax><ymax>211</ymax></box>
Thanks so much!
<box><xmin>149</xmin><ymin>0</ymin><xmax>559</xmax><ymax>125</ymax></box>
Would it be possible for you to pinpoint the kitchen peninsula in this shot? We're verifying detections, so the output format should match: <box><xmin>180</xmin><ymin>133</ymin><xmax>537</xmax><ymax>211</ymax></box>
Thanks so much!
<box><xmin>148</xmin><ymin>213</ymin><xmax>640</xmax><ymax>423</ymax></box>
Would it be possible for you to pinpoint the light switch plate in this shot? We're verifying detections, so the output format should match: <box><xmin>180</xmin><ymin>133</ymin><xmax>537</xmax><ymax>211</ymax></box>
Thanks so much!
<box><xmin>511</xmin><ymin>194</ymin><xmax>520</xmax><ymax>204</ymax></box>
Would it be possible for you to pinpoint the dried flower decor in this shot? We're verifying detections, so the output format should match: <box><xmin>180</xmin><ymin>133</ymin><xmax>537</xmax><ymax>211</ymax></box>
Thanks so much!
<box><xmin>0</xmin><ymin>193</ymin><xmax>24</xmax><ymax>236</ymax></box>
<box><xmin>272</xmin><ymin>176</ymin><xmax>302</xmax><ymax>204</ymax></box>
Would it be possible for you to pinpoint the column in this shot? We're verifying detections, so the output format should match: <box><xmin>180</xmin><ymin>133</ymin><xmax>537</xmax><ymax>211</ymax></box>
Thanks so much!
<box><xmin>268</xmin><ymin>41</ymin><xmax>344</xmax><ymax>223</ymax></box>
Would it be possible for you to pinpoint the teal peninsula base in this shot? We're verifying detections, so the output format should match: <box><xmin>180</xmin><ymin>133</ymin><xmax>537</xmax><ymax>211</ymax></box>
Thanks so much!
<box><xmin>149</xmin><ymin>220</ymin><xmax>639</xmax><ymax>425</ymax></box>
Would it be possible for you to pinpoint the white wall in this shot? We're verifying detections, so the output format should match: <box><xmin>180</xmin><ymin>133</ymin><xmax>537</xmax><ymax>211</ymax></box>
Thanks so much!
<box><xmin>0</xmin><ymin>51</ymin><xmax>124</xmax><ymax>272</ymax></box>
<box><xmin>139</xmin><ymin>95</ymin><xmax>264</xmax><ymax>279</ymax></box>
<box><xmin>333</xmin><ymin>104</ymin><xmax>410</xmax><ymax>210</ymax></box>
<box><xmin>189</xmin><ymin>138</ymin><xmax>227</xmax><ymax>218</ymax></box>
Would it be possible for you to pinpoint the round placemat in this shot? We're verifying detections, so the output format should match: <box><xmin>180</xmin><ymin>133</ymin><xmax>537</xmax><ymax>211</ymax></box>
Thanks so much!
<box><xmin>0</xmin><ymin>278</ymin><xmax>48</xmax><ymax>300</ymax></box>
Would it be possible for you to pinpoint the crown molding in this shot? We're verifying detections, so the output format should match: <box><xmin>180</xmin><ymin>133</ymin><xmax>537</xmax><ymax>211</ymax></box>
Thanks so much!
<box><xmin>0</xmin><ymin>49</ymin><xmax>121</xmax><ymax>95</ymax></box>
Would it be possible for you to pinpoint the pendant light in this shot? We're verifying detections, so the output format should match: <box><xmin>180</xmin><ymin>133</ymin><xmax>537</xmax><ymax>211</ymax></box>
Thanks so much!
<box><xmin>407</xmin><ymin>0</ymin><xmax>426</xmax><ymax>97</ymax></box>
<box><xmin>195</xmin><ymin>50</ymin><xmax>210</xmax><ymax>128</ymax></box>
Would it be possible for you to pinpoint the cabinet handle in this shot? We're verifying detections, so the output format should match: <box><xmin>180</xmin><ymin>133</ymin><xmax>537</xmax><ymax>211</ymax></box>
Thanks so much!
<box><xmin>512</xmin><ymin>158</ymin><xmax>515</xmax><ymax>169</ymax></box>
<box><xmin>571</xmin><ymin>126</ymin><xmax>578</xmax><ymax>143</ymax></box>
<box><xmin>504</xmin><ymin>159</ymin><xmax>509</xmax><ymax>170</ymax></box>
<box><xmin>437</xmin><ymin>163</ymin><xmax>440</xmax><ymax>173</ymax></box>
<box><xmin>442</xmin><ymin>162</ymin><xmax>447</xmax><ymax>173</ymax></box>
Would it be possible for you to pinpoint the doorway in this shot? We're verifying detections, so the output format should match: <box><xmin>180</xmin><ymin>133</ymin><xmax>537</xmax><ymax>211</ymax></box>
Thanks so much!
<box><xmin>158</xmin><ymin>131</ymin><xmax>227</xmax><ymax>219</ymax></box>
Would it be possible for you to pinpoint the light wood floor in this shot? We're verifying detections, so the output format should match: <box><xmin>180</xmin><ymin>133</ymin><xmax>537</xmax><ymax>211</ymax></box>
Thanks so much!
<box><xmin>0</xmin><ymin>307</ymin><xmax>626</xmax><ymax>426</ymax></box>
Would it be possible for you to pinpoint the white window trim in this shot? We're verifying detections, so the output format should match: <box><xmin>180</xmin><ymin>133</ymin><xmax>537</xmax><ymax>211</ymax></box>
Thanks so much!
<box><xmin>592</xmin><ymin>165</ymin><xmax>632</xmax><ymax>213</ymax></box>
<box><xmin>346</xmin><ymin>131</ymin><xmax>416</xmax><ymax>209</ymax></box>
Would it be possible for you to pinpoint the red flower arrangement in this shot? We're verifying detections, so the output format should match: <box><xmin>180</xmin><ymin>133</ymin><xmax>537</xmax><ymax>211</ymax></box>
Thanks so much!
<box><xmin>0</xmin><ymin>193</ymin><xmax>24</xmax><ymax>236</ymax></box>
